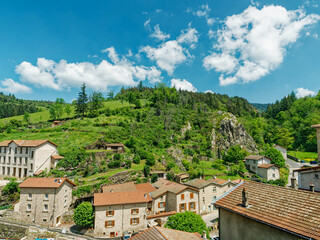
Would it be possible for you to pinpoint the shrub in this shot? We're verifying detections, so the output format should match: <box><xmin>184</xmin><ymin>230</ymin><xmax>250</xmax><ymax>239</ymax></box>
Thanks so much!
<box><xmin>143</xmin><ymin>165</ymin><xmax>150</xmax><ymax>177</ymax></box>
<box><xmin>151</xmin><ymin>174</ymin><xmax>158</xmax><ymax>183</ymax></box>
<box><xmin>108</xmin><ymin>160</ymin><xmax>121</xmax><ymax>168</ymax></box>
<box><xmin>2</xmin><ymin>180</ymin><xmax>19</xmax><ymax>195</ymax></box>
<box><xmin>74</xmin><ymin>202</ymin><xmax>94</xmax><ymax>228</ymax></box>
<box><xmin>146</xmin><ymin>153</ymin><xmax>155</xmax><ymax>166</ymax></box>
<box><xmin>125</xmin><ymin>160</ymin><xmax>132</xmax><ymax>169</ymax></box>
<box><xmin>133</xmin><ymin>155</ymin><xmax>141</xmax><ymax>164</ymax></box>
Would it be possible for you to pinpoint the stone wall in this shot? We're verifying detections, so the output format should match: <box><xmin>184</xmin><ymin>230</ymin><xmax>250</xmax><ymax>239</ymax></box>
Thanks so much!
<box><xmin>0</xmin><ymin>223</ymin><xmax>27</xmax><ymax>239</ymax></box>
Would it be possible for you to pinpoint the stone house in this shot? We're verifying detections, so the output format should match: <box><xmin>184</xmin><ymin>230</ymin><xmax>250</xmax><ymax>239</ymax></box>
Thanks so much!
<box><xmin>214</xmin><ymin>180</ymin><xmax>320</xmax><ymax>240</ymax></box>
<box><xmin>150</xmin><ymin>180</ymin><xmax>199</xmax><ymax>215</ymax></box>
<box><xmin>256</xmin><ymin>164</ymin><xmax>280</xmax><ymax>181</ymax></box>
<box><xmin>185</xmin><ymin>178</ymin><xmax>241</xmax><ymax>214</ymax></box>
<box><xmin>176</xmin><ymin>172</ymin><xmax>189</xmax><ymax>183</ymax></box>
<box><xmin>94</xmin><ymin>191</ymin><xmax>151</xmax><ymax>238</ymax></box>
<box><xmin>312</xmin><ymin>124</ymin><xmax>320</xmax><ymax>161</ymax></box>
<box><xmin>128</xmin><ymin>226</ymin><xmax>204</xmax><ymax>240</ymax></box>
<box><xmin>293</xmin><ymin>166</ymin><xmax>320</xmax><ymax>192</ymax></box>
<box><xmin>18</xmin><ymin>177</ymin><xmax>75</xmax><ymax>227</ymax></box>
<box><xmin>150</xmin><ymin>170</ymin><xmax>167</xmax><ymax>180</ymax></box>
<box><xmin>0</xmin><ymin>140</ymin><xmax>63</xmax><ymax>178</ymax></box>
<box><xmin>105</xmin><ymin>143</ymin><xmax>126</xmax><ymax>153</ymax></box>
<box><xmin>273</xmin><ymin>144</ymin><xmax>287</xmax><ymax>160</ymax></box>
<box><xmin>244</xmin><ymin>155</ymin><xmax>271</xmax><ymax>172</ymax></box>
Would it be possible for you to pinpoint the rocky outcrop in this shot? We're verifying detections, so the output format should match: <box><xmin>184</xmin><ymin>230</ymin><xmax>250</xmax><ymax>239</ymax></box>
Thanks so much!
<box><xmin>212</xmin><ymin>112</ymin><xmax>257</xmax><ymax>157</ymax></box>
<box><xmin>166</xmin><ymin>147</ymin><xmax>191</xmax><ymax>170</ymax></box>
<box><xmin>108</xmin><ymin>170</ymin><xmax>136</xmax><ymax>184</ymax></box>
<box><xmin>181</xmin><ymin>122</ymin><xmax>192</xmax><ymax>137</ymax></box>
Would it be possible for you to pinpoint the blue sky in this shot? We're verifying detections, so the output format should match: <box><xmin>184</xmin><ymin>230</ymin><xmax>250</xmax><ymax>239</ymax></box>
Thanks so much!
<box><xmin>0</xmin><ymin>0</ymin><xmax>319</xmax><ymax>103</ymax></box>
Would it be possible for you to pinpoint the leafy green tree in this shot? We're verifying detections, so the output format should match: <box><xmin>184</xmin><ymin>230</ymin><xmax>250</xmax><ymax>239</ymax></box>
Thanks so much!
<box><xmin>146</xmin><ymin>153</ymin><xmax>155</xmax><ymax>166</ymax></box>
<box><xmin>265</xmin><ymin>147</ymin><xmax>286</xmax><ymax>168</ymax></box>
<box><xmin>107</xmin><ymin>90</ymin><xmax>114</xmax><ymax>100</ymax></box>
<box><xmin>151</xmin><ymin>173</ymin><xmax>158</xmax><ymax>183</ymax></box>
<box><xmin>165</xmin><ymin>212</ymin><xmax>209</xmax><ymax>237</ymax></box>
<box><xmin>2</xmin><ymin>180</ymin><xmax>19</xmax><ymax>195</ymax></box>
<box><xmin>65</xmin><ymin>104</ymin><xmax>72</xmax><ymax>118</ymax></box>
<box><xmin>76</xmin><ymin>83</ymin><xmax>88</xmax><ymax>117</ymax></box>
<box><xmin>73</xmin><ymin>202</ymin><xmax>94</xmax><ymax>228</ymax></box>
<box><xmin>133</xmin><ymin>155</ymin><xmax>141</xmax><ymax>164</ymax></box>
<box><xmin>88</xmin><ymin>91</ymin><xmax>104</xmax><ymax>117</ymax></box>
<box><xmin>223</xmin><ymin>145</ymin><xmax>248</xmax><ymax>163</ymax></box>
<box><xmin>166</xmin><ymin>172</ymin><xmax>174</xmax><ymax>181</ymax></box>
<box><xmin>143</xmin><ymin>165</ymin><xmax>150</xmax><ymax>177</ymax></box>
<box><xmin>23</xmin><ymin>111</ymin><xmax>30</xmax><ymax>124</ymax></box>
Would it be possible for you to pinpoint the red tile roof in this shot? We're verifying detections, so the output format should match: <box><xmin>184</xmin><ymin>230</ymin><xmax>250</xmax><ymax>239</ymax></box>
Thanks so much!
<box><xmin>94</xmin><ymin>191</ymin><xmax>152</xmax><ymax>206</ymax></box>
<box><xmin>19</xmin><ymin>178</ymin><xmax>75</xmax><ymax>188</ymax></box>
<box><xmin>207</xmin><ymin>178</ymin><xmax>229</xmax><ymax>185</ymax></box>
<box><xmin>129</xmin><ymin>227</ymin><xmax>203</xmax><ymax>240</ymax></box>
<box><xmin>102</xmin><ymin>182</ymin><xmax>156</xmax><ymax>193</ymax></box>
<box><xmin>153</xmin><ymin>179</ymin><xmax>179</xmax><ymax>189</ymax></box>
<box><xmin>258</xmin><ymin>164</ymin><xmax>277</xmax><ymax>169</ymax></box>
<box><xmin>214</xmin><ymin>181</ymin><xmax>320</xmax><ymax>240</ymax></box>
<box><xmin>136</xmin><ymin>183</ymin><xmax>156</xmax><ymax>193</ymax></box>
<box><xmin>0</xmin><ymin>140</ymin><xmax>58</xmax><ymax>147</ymax></box>
<box><xmin>146</xmin><ymin>211</ymin><xmax>176</xmax><ymax>220</ymax></box>
<box><xmin>312</xmin><ymin>124</ymin><xmax>320</xmax><ymax>128</ymax></box>
<box><xmin>51</xmin><ymin>155</ymin><xmax>64</xmax><ymax>160</ymax></box>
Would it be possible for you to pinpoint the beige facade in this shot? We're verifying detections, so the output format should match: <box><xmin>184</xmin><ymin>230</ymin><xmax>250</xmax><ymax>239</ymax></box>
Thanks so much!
<box><xmin>0</xmin><ymin>140</ymin><xmax>60</xmax><ymax>178</ymax></box>
<box><xmin>19</xmin><ymin>180</ymin><xmax>74</xmax><ymax>227</ymax></box>
<box><xmin>94</xmin><ymin>203</ymin><xmax>148</xmax><ymax>238</ymax></box>
<box><xmin>219</xmin><ymin>208</ymin><xmax>299</xmax><ymax>240</ymax></box>
<box><xmin>257</xmin><ymin>166</ymin><xmax>280</xmax><ymax>181</ymax></box>
<box><xmin>297</xmin><ymin>169</ymin><xmax>320</xmax><ymax>191</ymax></box>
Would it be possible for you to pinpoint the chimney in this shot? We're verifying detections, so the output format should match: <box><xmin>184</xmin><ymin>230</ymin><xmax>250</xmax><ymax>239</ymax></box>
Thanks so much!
<box><xmin>242</xmin><ymin>188</ymin><xmax>249</xmax><ymax>207</ymax></box>
<box><xmin>202</xmin><ymin>230</ymin><xmax>207</xmax><ymax>240</ymax></box>
<box><xmin>291</xmin><ymin>177</ymin><xmax>297</xmax><ymax>190</ymax></box>
<box><xmin>310</xmin><ymin>182</ymin><xmax>315</xmax><ymax>193</ymax></box>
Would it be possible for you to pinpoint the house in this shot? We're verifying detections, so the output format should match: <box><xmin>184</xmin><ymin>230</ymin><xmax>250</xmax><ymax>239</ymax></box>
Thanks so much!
<box><xmin>150</xmin><ymin>170</ymin><xmax>167</xmax><ymax>180</ymax></box>
<box><xmin>214</xmin><ymin>180</ymin><xmax>320</xmax><ymax>240</ymax></box>
<box><xmin>185</xmin><ymin>178</ymin><xmax>241</xmax><ymax>214</ymax></box>
<box><xmin>244</xmin><ymin>155</ymin><xmax>279</xmax><ymax>181</ymax></box>
<box><xmin>312</xmin><ymin>124</ymin><xmax>320</xmax><ymax>161</ymax></box>
<box><xmin>128</xmin><ymin>226</ymin><xmax>204</xmax><ymax>240</ymax></box>
<box><xmin>94</xmin><ymin>191</ymin><xmax>152</xmax><ymax>238</ymax></box>
<box><xmin>0</xmin><ymin>140</ymin><xmax>63</xmax><ymax>178</ymax></box>
<box><xmin>176</xmin><ymin>172</ymin><xmax>190</xmax><ymax>183</ymax></box>
<box><xmin>293</xmin><ymin>165</ymin><xmax>320</xmax><ymax>192</ymax></box>
<box><xmin>105</xmin><ymin>143</ymin><xmax>126</xmax><ymax>153</ymax></box>
<box><xmin>18</xmin><ymin>177</ymin><xmax>75</xmax><ymax>227</ymax></box>
<box><xmin>273</xmin><ymin>144</ymin><xmax>287</xmax><ymax>160</ymax></box>
<box><xmin>150</xmin><ymin>180</ymin><xmax>199</xmax><ymax>215</ymax></box>
<box><xmin>256</xmin><ymin>164</ymin><xmax>280</xmax><ymax>181</ymax></box>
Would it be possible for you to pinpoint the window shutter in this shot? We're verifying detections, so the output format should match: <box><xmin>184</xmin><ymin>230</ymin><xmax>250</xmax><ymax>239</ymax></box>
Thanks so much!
<box><xmin>130</xmin><ymin>219</ymin><xmax>132</xmax><ymax>225</ymax></box>
<box><xmin>105</xmin><ymin>221</ymin><xmax>108</xmax><ymax>227</ymax></box>
<box><xmin>112</xmin><ymin>220</ymin><xmax>115</xmax><ymax>226</ymax></box>
<box><xmin>137</xmin><ymin>209</ymin><xmax>139</xmax><ymax>214</ymax></box>
<box><xmin>184</xmin><ymin>203</ymin><xmax>186</xmax><ymax>210</ymax></box>
<box><xmin>158</xmin><ymin>202</ymin><xmax>160</xmax><ymax>208</ymax></box>
<box><xmin>137</xmin><ymin>218</ymin><xmax>139</xmax><ymax>224</ymax></box>
<box><xmin>112</xmin><ymin>210</ymin><xmax>114</xmax><ymax>216</ymax></box>
<box><xmin>131</xmin><ymin>209</ymin><xmax>133</xmax><ymax>214</ymax></box>
<box><xmin>179</xmin><ymin>204</ymin><xmax>181</xmax><ymax>212</ymax></box>
<box><xmin>190</xmin><ymin>193</ymin><xmax>194</xmax><ymax>198</ymax></box>
<box><xmin>163</xmin><ymin>202</ymin><xmax>166</xmax><ymax>207</ymax></box>
<box><xmin>188</xmin><ymin>202</ymin><xmax>191</xmax><ymax>210</ymax></box>
<box><xmin>106</xmin><ymin>211</ymin><xmax>108</xmax><ymax>216</ymax></box>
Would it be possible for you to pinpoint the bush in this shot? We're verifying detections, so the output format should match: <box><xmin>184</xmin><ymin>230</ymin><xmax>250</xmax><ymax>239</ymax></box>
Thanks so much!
<box><xmin>143</xmin><ymin>165</ymin><xmax>150</xmax><ymax>177</ymax></box>
<box><xmin>133</xmin><ymin>155</ymin><xmax>141</xmax><ymax>164</ymax></box>
<box><xmin>146</xmin><ymin>153</ymin><xmax>155</xmax><ymax>166</ymax></box>
<box><xmin>108</xmin><ymin>160</ymin><xmax>121</xmax><ymax>168</ymax></box>
<box><xmin>2</xmin><ymin>180</ymin><xmax>19</xmax><ymax>195</ymax></box>
<box><xmin>74</xmin><ymin>202</ymin><xmax>94</xmax><ymax>228</ymax></box>
<box><xmin>125</xmin><ymin>160</ymin><xmax>132</xmax><ymax>169</ymax></box>
<box><xmin>223</xmin><ymin>145</ymin><xmax>248</xmax><ymax>163</ymax></box>
<box><xmin>151</xmin><ymin>174</ymin><xmax>158</xmax><ymax>183</ymax></box>
<box><xmin>166</xmin><ymin>172</ymin><xmax>174</xmax><ymax>181</ymax></box>
<box><xmin>192</xmin><ymin>156</ymin><xmax>200</xmax><ymax>164</ymax></box>
<box><xmin>264</xmin><ymin>147</ymin><xmax>286</xmax><ymax>168</ymax></box>
<box><xmin>166</xmin><ymin>162</ymin><xmax>175</xmax><ymax>171</ymax></box>
<box><xmin>182</xmin><ymin>159</ymin><xmax>191</xmax><ymax>171</ymax></box>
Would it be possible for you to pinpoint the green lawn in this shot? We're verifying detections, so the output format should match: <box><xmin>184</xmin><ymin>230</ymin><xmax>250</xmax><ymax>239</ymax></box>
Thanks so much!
<box><xmin>288</xmin><ymin>151</ymin><xmax>318</xmax><ymax>161</ymax></box>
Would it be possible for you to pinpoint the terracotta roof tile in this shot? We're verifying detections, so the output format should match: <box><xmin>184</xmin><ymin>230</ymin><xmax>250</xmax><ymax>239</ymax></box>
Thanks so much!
<box><xmin>129</xmin><ymin>227</ymin><xmax>203</xmax><ymax>240</ymax></box>
<box><xmin>207</xmin><ymin>178</ymin><xmax>229</xmax><ymax>185</ymax></box>
<box><xmin>312</xmin><ymin>124</ymin><xmax>320</xmax><ymax>128</ymax></box>
<box><xmin>153</xmin><ymin>179</ymin><xmax>179</xmax><ymax>189</ymax></box>
<box><xmin>102</xmin><ymin>182</ymin><xmax>137</xmax><ymax>193</ymax></box>
<box><xmin>51</xmin><ymin>155</ymin><xmax>64</xmax><ymax>160</ymax></box>
<box><xmin>214</xmin><ymin>181</ymin><xmax>320</xmax><ymax>240</ymax></box>
<box><xmin>19</xmin><ymin>178</ymin><xmax>75</xmax><ymax>188</ymax></box>
<box><xmin>0</xmin><ymin>140</ymin><xmax>58</xmax><ymax>147</ymax></box>
<box><xmin>94</xmin><ymin>191</ymin><xmax>152</xmax><ymax>206</ymax></box>
<box><xmin>258</xmin><ymin>164</ymin><xmax>277</xmax><ymax>169</ymax></box>
<box><xmin>136</xmin><ymin>183</ymin><xmax>156</xmax><ymax>193</ymax></box>
<box><xmin>185</xmin><ymin>179</ymin><xmax>210</xmax><ymax>189</ymax></box>
<box><xmin>146</xmin><ymin>211</ymin><xmax>176</xmax><ymax>219</ymax></box>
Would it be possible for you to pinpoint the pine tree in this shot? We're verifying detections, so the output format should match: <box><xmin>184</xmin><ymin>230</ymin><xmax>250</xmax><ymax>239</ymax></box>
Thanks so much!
<box><xmin>76</xmin><ymin>83</ymin><xmax>88</xmax><ymax>117</ymax></box>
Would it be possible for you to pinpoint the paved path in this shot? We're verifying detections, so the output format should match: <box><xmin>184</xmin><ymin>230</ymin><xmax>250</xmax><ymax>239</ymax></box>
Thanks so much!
<box><xmin>201</xmin><ymin>210</ymin><xmax>218</xmax><ymax>228</ymax></box>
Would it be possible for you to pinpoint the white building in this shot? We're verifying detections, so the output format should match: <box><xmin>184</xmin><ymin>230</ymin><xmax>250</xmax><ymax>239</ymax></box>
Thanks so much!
<box><xmin>245</xmin><ymin>155</ymin><xmax>280</xmax><ymax>181</ymax></box>
<box><xmin>0</xmin><ymin>140</ymin><xmax>62</xmax><ymax>178</ymax></box>
<box><xmin>273</xmin><ymin>145</ymin><xmax>287</xmax><ymax>160</ymax></box>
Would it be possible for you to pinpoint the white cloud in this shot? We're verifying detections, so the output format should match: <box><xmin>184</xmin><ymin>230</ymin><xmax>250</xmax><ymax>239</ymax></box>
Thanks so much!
<box><xmin>205</xmin><ymin>90</ymin><xmax>215</xmax><ymax>94</ymax></box>
<box><xmin>208</xmin><ymin>30</ymin><xmax>215</xmax><ymax>39</ymax></box>
<box><xmin>177</xmin><ymin>26</ymin><xmax>199</xmax><ymax>47</ymax></box>
<box><xmin>151</xmin><ymin>25</ymin><xmax>170</xmax><ymax>41</ymax></box>
<box><xmin>140</xmin><ymin>41</ymin><xmax>188</xmax><ymax>75</ymax></box>
<box><xmin>144</xmin><ymin>18</ymin><xmax>151</xmax><ymax>30</ymax></box>
<box><xmin>156</xmin><ymin>9</ymin><xmax>162</xmax><ymax>13</ymax></box>
<box><xmin>193</xmin><ymin>4</ymin><xmax>214</xmax><ymax>26</ymax></box>
<box><xmin>207</xmin><ymin>18</ymin><xmax>215</xmax><ymax>26</ymax></box>
<box><xmin>15</xmin><ymin>48</ymin><xmax>162</xmax><ymax>91</ymax></box>
<box><xmin>170</xmin><ymin>78</ymin><xmax>197</xmax><ymax>92</ymax></box>
<box><xmin>203</xmin><ymin>5</ymin><xmax>320</xmax><ymax>86</ymax></box>
<box><xmin>0</xmin><ymin>78</ymin><xmax>32</xmax><ymax>94</ymax></box>
<box><xmin>295</xmin><ymin>87</ymin><xmax>316</xmax><ymax>98</ymax></box>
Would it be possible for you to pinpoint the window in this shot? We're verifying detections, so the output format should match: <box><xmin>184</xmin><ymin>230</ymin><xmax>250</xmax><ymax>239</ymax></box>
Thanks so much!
<box><xmin>181</xmin><ymin>194</ymin><xmax>185</xmax><ymax>200</ymax></box>
<box><xmin>0</xmin><ymin>147</ymin><xmax>1</xmax><ymax>153</ymax></box>
<box><xmin>31</xmin><ymin>151</ymin><xmax>34</xmax><ymax>159</ymax></box>
<box><xmin>20</xmin><ymin>147</ymin><xmax>23</xmax><ymax>154</ymax></box>
<box><xmin>20</xmin><ymin>157</ymin><xmax>22</xmax><ymax>165</ymax></box>
<box><xmin>203</xmin><ymin>197</ymin><xmax>205</xmax><ymax>202</ymax></box>
<box><xmin>105</xmin><ymin>220</ymin><xmax>115</xmax><ymax>228</ymax></box>
<box><xmin>44</xmin><ymin>193</ymin><xmax>49</xmax><ymax>200</ymax></box>
<box><xmin>315</xmin><ymin>174</ymin><xmax>319</xmax><ymax>179</ymax></box>
<box><xmin>28</xmin><ymin>193</ymin><xmax>32</xmax><ymax>200</ymax></box>
<box><xmin>15</xmin><ymin>148</ymin><xmax>17</xmax><ymax>154</ymax></box>
<box><xmin>44</xmin><ymin>204</ymin><xmax>48</xmax><ymax>211</ymax></box>
<box><xmin>4</xmin><ymin>147</ymin><xmax>6</xmax><ymax>153</ymax></box>
<box><xmin>158</xmin><ymin>202</ymin><xmax>165</xmax><ymax>208</ymax></box>
<box><xmin>8</xmin><ymin>157</ymin><xmax>10</xmax><ymax>164</ymax></box>
<box><xmin>189</xmin><ymin>202</ymin><xmax>195</xmax><ymax>210</ymax></box>
<box><xmin>2</xmin><ymin>156</ymin><xmax>5</xmax><ymax>163</ymax></box>
<box><xmin>131</xmin><ymin>209</ymin><xmax>139</xmax><ymax>215</ymax></box>
<box><xmin>203</xmin><ymin>189</ymin><xmax>205</xmax><ymax>193</ymax></box>
<box><xmin>190</xmin><ymin>193</ymin><xmax>194</xmax><ymax>199</ymax></box>
<box><xmin>9</xmin><ymin>148</ymin><xmax>11</xmax><ymax>154</ymax></box>
<box><xmin>27</xmin><ymin>204</ymin><xmax>31</xmax><ymax>211</ymax></box>
<box><xmin>25</xmin><ymin>157</ymin><xmax>28</xmax><ymax>165</ymax></box>
<box><xmin>213</xmin><ymin>187</ymin><xmax>217</xmax><ymax>192</ymax></box>
<box><xmin>64</xmin><ymin>199</ymin><xmax>67</xmax><ymax>207</ymax></box>
<box><xmin>130</xmin><ymin>218</ymin><xmax>139</xmax><ymax>225</ymax></box>
<box><xmin>26</xmin><ymin>148</ymin><xmax>28</xmax><ymax>154</ymax></box>
<box><xmin>7</xmin><ymin>167</ymin><xmax>10</xmax><ymax>175</ymax></box>
<box><xmin>106</xmin><ymin>210</ymin><xmax>114</xmax><ymax>216</ymax></box>
<box><xmin>110</xmin><ymin>232</ymin><xmax>115</xmax><ymax>238</ymax></box>
<box><xmin>43</xmin><ymin>219</ymin><xmax>47</xmax><ymax>222</ymax></box>
<box><xmin>160</xmin><ymin>196</ymin><xmax>163</xmax><ymax>201</ymax></box>
<box><xmin>272</xmin><ymin>174</ymin><xmax>276</xmax><ymax>177</ymax></box>
<box><xmin>30</xmin><ymin>163</ymin><xmax>33</xmax><ymax>171</ymax></box>
<box><xmin>179</xmin><ymin>203</ymin><xmax>186</xmax><ymax>212</ymax></box>
<box><xmin>14</xmin><ymin>157</ymin><xmax>16</xmax><ymax>164</ymax></box>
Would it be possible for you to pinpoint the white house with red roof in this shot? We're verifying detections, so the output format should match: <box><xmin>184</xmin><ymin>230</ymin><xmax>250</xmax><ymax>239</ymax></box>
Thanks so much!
<box><xmin>245</xmin><ymin>155</ymin><xmax>279</xmax><ymax>181</ymax></box>
<box><xmin>0</xmin><ymin>140</ymin><xmax>63</xmax><ymax>178</ymax></box>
